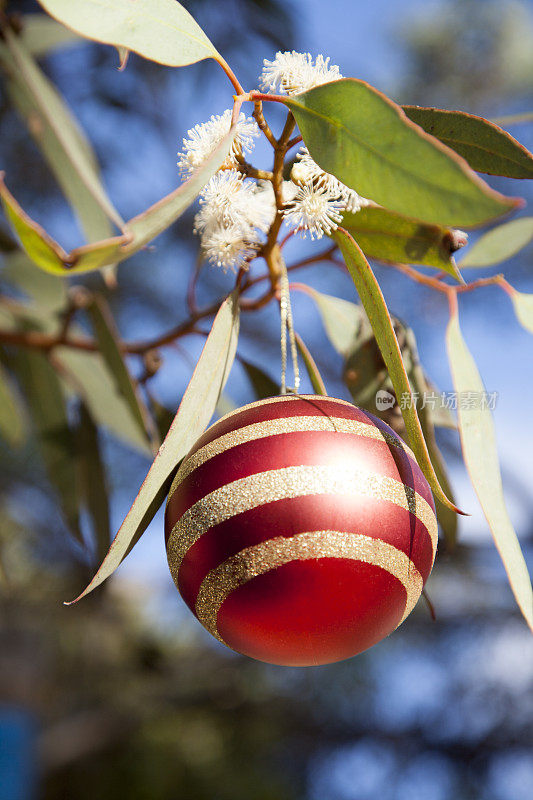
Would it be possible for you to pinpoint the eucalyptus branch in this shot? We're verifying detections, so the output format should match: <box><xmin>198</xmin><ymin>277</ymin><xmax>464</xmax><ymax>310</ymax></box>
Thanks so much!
<box><xmin>215</xmin><ymin>55</ymin><xmax>245</xmax><ymax>96</ymax></box>
<box><xmin>286</xmin><ymin>135</ymin><xmax>303</xmax><ymax>150</ymax></box>
<box><xmin>393</xmin><ymin>262</ymin><xmax>506</xmax><ymax>296</ymax></box>
<box><xmin>234</xmin><ymin>156</ymin><xmax>273</xmax><ymax>182</ymax></box>
<box><xmin>252</xmin><ymin>100</ymin><xmax>278</xmax><ymax>149</ymax></box>
<box><xmin>260</xmin><ymin>111</ymin><xmax>297</xmax><ymax>285</ymax></box>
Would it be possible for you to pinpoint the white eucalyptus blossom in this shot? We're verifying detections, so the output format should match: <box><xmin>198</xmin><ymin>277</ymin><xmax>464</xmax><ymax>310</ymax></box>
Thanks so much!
<box><xmin>282</xmin><ymin>182</ymin><xmax>345</xmax><ymax>239</ymax></box>
<box><xmin>250</xmin><ymin>180</ymin><xmax>300</xmax><ymax>231</ymax></box>
<box><xmin>201</xmin><ymin>224</ymin><xmax>260</xmax><ymax>273</ymax></box>
<box><xmin>260</xmin><ymin>51</ymin><xmax>342</xmax><ymax>96</ymax></box>
<box><xmin>195</xmin><ymin>170</ymin><xmax>259</xmax><ymax>232</ymax></box>
<box><xmin>194</xmin><ymin>171</ymin><xmax>270</xmax><ymax>272</ymax></box>
<box><xmin>292</xmin><ymin>147</ymin><xmax>367</xmax><ymax>214</ymax></box>
<box><xmin>177</xmin><ymin>110</ymin><xmax>259</xmax><ymax>177</ymax></box>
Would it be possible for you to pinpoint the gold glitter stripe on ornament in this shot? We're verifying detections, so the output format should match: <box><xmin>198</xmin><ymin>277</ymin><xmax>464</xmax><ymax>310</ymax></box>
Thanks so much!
<box><xmin>167</xmin><ymin>415</ymin><xmax>417</xmax><ymax>499</ymax></box>
<box><xmin>195</xmin><ymin>530</ymin><xmax>424</xmax><ymax>643</ymax></box>
<box><xmin>166</xmin><ymin>465</ymin><xmax>438</xmax><ymax>578</ymax></box>
<box><xmin>205</xmin><ymin>394</ymin><xmax>356</xmax><ymax>428</ymax></box>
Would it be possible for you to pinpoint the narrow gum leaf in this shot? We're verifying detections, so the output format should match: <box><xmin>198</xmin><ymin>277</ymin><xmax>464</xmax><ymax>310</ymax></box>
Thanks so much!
<box><xmin>10</xmin><ymin>347</ymin><xmax>82</xmax><ymax>542</ymax></box>
<box><xmin>508</xmin><ymin>288</ymin><xmax>533</xmax><ymax>335</ymax></box>
<box><xmin>87</xmin><ymin>296</ymin><xmax>158</xmax><ymax>452</ymax></box>
<box><xmin>0</xmin><ymin>362</ymin><xmax>25</xmax><ymax>448</ymax></box>
<box><xmin>340</xmin><ymin>205</ymin><xmax>464</xmax><ymax>279</ymax></box>
<box><xmin>76</xmin><ymin>403</ymin><xmax>111</xmax><ymax>565</ymax></box>
<box><xmin>404</xmin><ymin>328</ymin><xmax>458</xmax><ymax>549</ymax></box>
<box><xmin>36</xmin><ymin>0</ymin><xmax>221</xmax><ymax>67</ymax></box>
<box><xmin>402</xmin><ymin>106</ymin><xmax>533</xmax><ymax>179</ymax></box>
<box><xmin>19</xmin><ymin>13</ymin><xmax>82</xmax><ymax>57</ymax></box>
<box><xmin>0</xmin><ymin>128</ymin><xmax>236</xmax><ymax>274</ymax></box>
<box><xmin>294</xmin><ymin>333</ymin><xmax>327</xmax><ymax>395</ymax></box>
<box><xmin>1</xmin><ymin>28</ymin><xmax>123</xmax><ymax>232</ymax></box>
<box><xmin>459</xmin><ymin>217</ymin><xmax>533</xmax><ymax>268</ymax></box>
<box><xmin>306</xmin><ymin>288</ymin><xmax>362</xmax><ymax>356</ymax></box>
<box><xmin>65</xmin><ymin>290</ymin><xmax>240</xmax><ymax>603</ymax></box>
<box><xmin>284</xmin><ymin>79</ymin><xmax>522</xmax><ymax>228</ymax></box>
<box><xmin>334</xmin><ymin>227</ymin><xmax>464</xmax><ymax>514</ymax></box>
<box><xmin>446</xmin><ymin>309</ymin><xmax>533</xmax><ymax>630</ymax></box>
<box><xmin>55</xmin><ymin>347</ymin><xmax>154</xmax><ymax>456</ymax></box>
<box><xmin>241</xmin><ymin>359</ymin><xmax>279</xmax><ymax>399</ymax></box>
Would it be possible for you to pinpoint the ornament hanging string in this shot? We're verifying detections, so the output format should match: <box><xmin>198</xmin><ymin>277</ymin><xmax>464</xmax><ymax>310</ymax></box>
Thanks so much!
<box><xmin>279</xmin><ymin>261</ymin><xmax>300</xmax><ymax>395</ymax></box>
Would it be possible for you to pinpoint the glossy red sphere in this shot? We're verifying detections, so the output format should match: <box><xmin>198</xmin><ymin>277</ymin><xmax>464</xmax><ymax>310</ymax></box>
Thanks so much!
<box><xmin>165</xmin><ymin>395</ymin><xmax>437</xmax><ymax>666</ymax></box>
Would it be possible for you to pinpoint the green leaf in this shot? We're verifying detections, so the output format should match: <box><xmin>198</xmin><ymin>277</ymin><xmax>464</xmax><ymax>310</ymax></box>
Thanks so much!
<box><xmin>343</xmin><ymin>313</ymin><xmax>456</xmax><ymax>431</ymax></box>
<box><xmin>86</xmin><ymin>296</ymin><xmax>158</xmax><ymax>452</ymax></box>
<box><xmin>19</xmin><ymin>13</ymin><xmax>81</xmax><ymax>57</ymax></box>
<box><xmin>148</xmin><ymin>395</ymin><xmax>177</xmax><ymax>443</ymax></box>
<box><xmin>446</xmin><ymin>310</ymin><xmax>533</xmax><ymax>630</ymax></box>
<box><xmin>0</xmin><ymin>28</ymin><xmax>123</xmax><ymax>235</ymax></box>
<box><xmin>283</xmin><ymin>79</ymin><xmax>520</xmax><ymax>227</ymax></box>
<box><xmin>1</xmin><ymin>249</ymin><xmax>67</xmax><ymax>315</ymax></box>
<box><xmin>402</xmin><ymin>106</ymin><xmax>533</xmax><ymax>179</ymax></box>
<box><xmin>76</xmin><ymin>402</ymin><xmax>111</xmax><ymax>565</ymax></box>
<box><xmin>306</xmin><ymin>288</ymin><xmax>362</xmax><ymax>356</ymax></box>
<box><xmin>294</xmin><ymin>332</ymin><xmax>327</xmax><ymax>395</ymax></box>
<box><xmin>0</xmin><ymin>174</ymin><xmax>129</xmax><ymax>274</ymax></box>
<box><xmin>341</xmin><ymin>205</ymin><xmax>464</xmax><ymax>278</ymax></box>
<box><xmin>0</xmin><ymin>128</ymin><xmax>235</xmax><ymax>274</ymax></box>
<box><xmin>241</xmin><ymin>358</ymin><xmax>279</xmax><ymax>399</ymax></box>
<box><xmin>11</xmin><ymin>347</ymin><xmax>81</xmax><ymax>541</ymax></box>
<box><xmin>459</xmin><ymin>217</ymin><xmax>533</xmax><ymax>268</ymax></box>
<box><xmin>54</xmin><ymin>347</ymin><xmax>154</xmax><ymax>456</ymax></box>
<box><xmin>334</xmin><ymin>227</ymin><xmax>461</xmax><ymax>513</ymax></box>
<box><xmin>402</xmin><ymin>326</ymin><xmax>458</xmax><ymax>549</ymax></box>
<box><xmin>0</xmin><ymin>361</ymin><xmax>25</xmax><ymax>448</ymax></box>
<box><xmin>37</xmin><ymin>0</ymin><xmax>221</xmax><ymax>67</ymax></box>
<box><xmin>508</xmin><ymin>288</ymin><xmax>533</xmax><ymax>335</ymax></box>
<box><xmin>67</xmin><ymin>290</ymin><xmax>240</xmax><ymax>602</ymax></box>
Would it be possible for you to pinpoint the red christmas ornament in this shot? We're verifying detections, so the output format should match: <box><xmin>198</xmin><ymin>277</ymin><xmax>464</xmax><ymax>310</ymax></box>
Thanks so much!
<box><xmin>165</xmin><ymin>395</ymin><xmax>437</xmax><ymax>666</ymax></box>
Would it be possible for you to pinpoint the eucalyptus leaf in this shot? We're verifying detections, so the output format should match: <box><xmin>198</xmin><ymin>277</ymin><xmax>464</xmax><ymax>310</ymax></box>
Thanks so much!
<box><xmin>403</xmin><ymin>326</ymin><xmax>458</xmax><ymax>549</ymax></box>
<box><xmin>19</xmin><ymin>13</ymin><xmax>81</xmax><ymax>57</ymax></box>
<box><xmin>460</xmin><ymin>217</ymin><xmax>533</xmax><ymax>268</ymax></box>
<box><xmin>402</xmin><ymin>106</ymin><xmax>533</xmax><ymax>179</ymax></box>
<box><xmin>509</xmin><ymin>289</ymin><xmax>533</xmax><ymax>335</ymax></box>
<box><xmin>87</xmin><ymin>296</ymin><xmax>158</xmax><ymax>452</ymax></box>
<box><xmin>37</xmin><ymin>0</ymin><xmax>221</xmax><ymax>67</ymax></box>
<box><xmin>283</xmin><ymin>79</ymin><xmax>520</xmax><ymax>227</ymax></box>
<box><xmin>295</xmin><ymin>332</ymin><xmax>327</xmax><ymax>395</ymax></box>
<box><xmin>148</xmin><ymin>395</ymin><xmax>177</xmax><ymax>443</ymax></box>
<box><xmin>0</xmin><ymin>128</ymin><xmax>235</xmax><ymax>274</ymax></box>
<box><xmin>334</xmin><ymin>227</ymin><xmax>461</xmax><ymax>513</ymax></box>
<box><xmin>54</xmin><ymin>347</ymin><xmax>154</xmax><ymax>456</ymax></box>
<box><xmin>11</xmin><ymin>347</ymin><xmax>81</xmax><ymax>541</ymax></box>
<box><xmin>1</xmin><ymin>249</ymin><xmax>67</xmax><ymax>315</ymax></box>
<box><xmin>446</xmin><ymin>311</ymin><xmax>533</xmax><ymax>630</ymax></box>
<box><xmin>306</xmin><ymin>289</ymin><xmax>362</xmax><ymax>356</ymax></box>
<box><xmin>341</xmin><ymin>206</ymin><xmax>464</xmax><ymax>278</ymax></box>
<box><xmin>1</xmin><ymin>28</ymin><xmax>123</xmax><ymax>234</ymax></box>
<box><xmin>0</xmin><ymin>361</ymin><xmax>25</xmax><ymax>448</ymax></box>
<box><xmin>241</xmin><ymin>359</ymin><xmax>279</xmax><ymax>399</ymax></box>
<box><xmin>76</xmin><ymin>402</ymin><xmax>111</xmax><ymax>565</ymax></box>
<box><xmin>67</xmin><ymin>290</ymin><xmax>240</xmax><ymax>603</ymax></box>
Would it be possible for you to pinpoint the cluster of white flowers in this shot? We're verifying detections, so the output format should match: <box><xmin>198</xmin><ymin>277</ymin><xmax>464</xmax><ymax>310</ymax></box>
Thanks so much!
<box><xmin>283</xmin><ymin>146</ymin><xmax>368</xmax><ymax>239</ymax></box>
<box><xmin>260</xmin><ymin>51</ymin><xmax>343</xmax><ymax>96</ymax></box>
<box><xmin>177</xmin><ymin>110</ymin><xmax>259</xmax><ymax>178</ymax></box>
<box><xmin>176</xmin><ymin>52</ymin><xmax>368</xmax><ymax>270</ymax></box>
<box><xmin>194</xmin><ymin>170</ymin><xmax>274</xmax><ymax>272</ymax></box>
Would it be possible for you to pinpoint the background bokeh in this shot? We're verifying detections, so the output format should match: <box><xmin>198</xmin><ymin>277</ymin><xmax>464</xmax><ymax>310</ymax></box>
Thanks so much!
<box><xmin>1</xmin><ymin>0</ymin><xmax>532</xmax><ymax>798</ymax></box>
